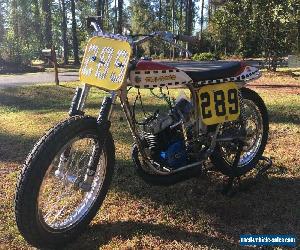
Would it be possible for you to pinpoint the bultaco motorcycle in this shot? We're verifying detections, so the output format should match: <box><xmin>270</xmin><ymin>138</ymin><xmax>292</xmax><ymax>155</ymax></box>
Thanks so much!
<box><xmin>15</xmin><ymin>17</ymin><xmax>269</xmax><ymax>248</ymax></box>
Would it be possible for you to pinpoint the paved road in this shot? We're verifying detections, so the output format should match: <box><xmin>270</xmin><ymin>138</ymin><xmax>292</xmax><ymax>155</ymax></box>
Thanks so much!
<box><xmin>0</xmin><ymin>60</ymin><xmax>263</xmax><ymax>88</ymax></box>
<box><xmin>0</xmin><ymin>71</ymin><xmax>79</xmax><ymax>88</ymax></box>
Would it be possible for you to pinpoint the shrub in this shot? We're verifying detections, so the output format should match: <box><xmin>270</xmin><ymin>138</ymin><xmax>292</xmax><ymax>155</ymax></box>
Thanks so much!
<box><xmin>192</xmin><ymin>52</ymin><xmax>215</xmax><ymax>61</ymax></box>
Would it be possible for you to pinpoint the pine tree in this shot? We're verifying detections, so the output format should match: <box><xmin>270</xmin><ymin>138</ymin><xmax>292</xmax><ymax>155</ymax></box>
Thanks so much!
<box><xmin>117</xmin><ymin>0</ymin><xmax>123</xmax><ymax>34</ymax></box>
<box><xmin>42</xmin><ymin>0</ymin><xmax>53</xmax><ymax>48</ymax></box>
<box><xmin>70</xmin><ymin>0</ymin><xmax>80</xmax><ymax>64</ymax></box>
<box><xmin>0</xmin><ymin>0</ymin><xmax>5</xmax><ymax>44</ymax></box>
<box><xmin>32</xmin><ymin>0</ymin><xmax>43</xmax><ymax>48</ymax></box>
<box><xmin>60</xmin><ymin>0</ymin><xmax>68</xmax><ymax>64</ymax></box>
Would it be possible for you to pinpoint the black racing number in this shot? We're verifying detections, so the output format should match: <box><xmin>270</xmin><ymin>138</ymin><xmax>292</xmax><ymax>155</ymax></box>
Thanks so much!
<box><xmin>200</xmin><ymin>92</ymin><xmax>212</xmax><ymax>119</ymax></box>
<box><xmin>214</xmin><ymin>90</ymin><xmax>226</xmax><ymax>116</ymax></box>
<box><xmin>228</xmin><ymin>88</ymin><xmax>239</xmax><ymax>114</ymax></box>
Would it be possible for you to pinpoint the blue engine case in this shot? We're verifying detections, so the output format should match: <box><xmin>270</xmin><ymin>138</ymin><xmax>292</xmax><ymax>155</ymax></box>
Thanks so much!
<box><xmin>160</xmin><ymin>140</ymin><xmax>187</xmax><ymax>169</ymax></box>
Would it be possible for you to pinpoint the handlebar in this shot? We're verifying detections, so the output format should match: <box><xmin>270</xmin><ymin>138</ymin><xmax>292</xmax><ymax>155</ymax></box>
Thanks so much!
<box><xmin>175</xmin><ymin>34</ymin><xmax>199</xmax><ymax>44</ymax></box>
<box><xmin>86</xmin><ymin>16</ymin><xmax>198</xmax><ymax>57</ymax></box>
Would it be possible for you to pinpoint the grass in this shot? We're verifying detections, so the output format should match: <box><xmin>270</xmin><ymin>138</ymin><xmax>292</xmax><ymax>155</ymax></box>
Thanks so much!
<box><xmin>0</xmin><ymin>71</ymin><xmax>299</xmax><ymax>249</ymax></box>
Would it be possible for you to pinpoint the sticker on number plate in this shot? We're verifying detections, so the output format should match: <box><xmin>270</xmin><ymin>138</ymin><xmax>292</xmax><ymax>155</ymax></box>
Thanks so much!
<box><xmin>80</xmin><ymin>36</ymin><xmax>132</xmax><ymax>91</ymax></box>
<box><xmin>198</xmin><ymin>82</ymin><xmax>240</xmax><ymax>125</ymax></box>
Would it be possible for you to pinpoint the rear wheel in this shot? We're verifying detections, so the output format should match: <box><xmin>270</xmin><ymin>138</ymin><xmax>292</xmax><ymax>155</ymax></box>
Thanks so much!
<box><xmin>211</xmin><ymin>88</ymin><xmax>269</xmax><ymax>177</ymax></box>
<box><xmin>15</xmin><ymin>116</ymin><xmax>115</xmax><ymax>248</ymax></box>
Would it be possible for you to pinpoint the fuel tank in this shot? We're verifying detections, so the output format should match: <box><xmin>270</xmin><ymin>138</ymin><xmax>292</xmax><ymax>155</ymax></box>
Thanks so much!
<box><xmin>129</xmin><ymin>60</ymin><xmax>192</xmax><ymax>89</ymax></box>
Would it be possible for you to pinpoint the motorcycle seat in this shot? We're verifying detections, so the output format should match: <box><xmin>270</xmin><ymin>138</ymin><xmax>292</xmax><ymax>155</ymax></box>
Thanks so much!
<box><xmin>163</xmin><ymin>61</ymin><xmax>244</xmax><ymax>82</ymax></box>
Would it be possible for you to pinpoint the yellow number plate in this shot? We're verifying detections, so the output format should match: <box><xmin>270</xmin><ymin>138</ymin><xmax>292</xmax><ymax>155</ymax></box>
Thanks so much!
<box><xmin>79</xmin><ymin>37</ymin><xmax>132</xmax><ymax>91</ymax></box>
<box><xmin>198</xmin><ymin>82</ymin><xmax>240</xmax><ymax>125</ymax></box>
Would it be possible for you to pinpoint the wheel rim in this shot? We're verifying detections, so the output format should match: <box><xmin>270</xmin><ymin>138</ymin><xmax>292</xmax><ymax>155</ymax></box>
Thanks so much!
<box><xmin>219</xmin><ymin>99</ymin><xmax>264</xmax><ymax>168</ymax></box>
<box><xmin>38</xmin><ymin>133</ymin><xmax>106</xmax><ymax>230</ymax></box>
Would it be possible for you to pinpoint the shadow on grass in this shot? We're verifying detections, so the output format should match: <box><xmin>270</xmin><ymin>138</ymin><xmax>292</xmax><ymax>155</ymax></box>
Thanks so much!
<box><xmin>0</xmin><ymin>132</ymin><xmax>298</xmax><ymax>248</ymax></box>
<box><xmin>0</xmin><ymin>85</ymin><xmax>165</xmax><ymax>113</ymax></box>
<box><xmin>71</xmin><ymin>221</ymin><xmax>238</xmax><ymax>250</ymax></box>
<box><xmin>268</xmin><ymin>107</ymin><xmax>300</xmax><ymax>125</ymax></box>
<box><xmin>85</xmin><ymin>159</ymin><xmax>298</xmax><ymax>249</ymax></box>
<box><xmin>0</xmin><ymin>85</ymin><xmax>299</xmax><ymax>248</ymax></box>
<box><xmin>250</xmin><ymin>84</ymin><xmax>300</xmax><ymax>89</ymax></box>
<box><xmin>0</xmin><ymin>132</ymin><xmax>38</xmax><ymax>163</ymax></box>
<box><xmin>64</xmin><ymin>159</ymin><xmax>299</xmax><ymax>249</ymax></box>
<box><xmin>0</xmin><ymin>86</ymin><xmax>73</xmax><ymax>112</ymax></box>
<box><xmin>0</xmin><ymin>84</ymin><xmax>299</xmax><ymax>126</ymax></box>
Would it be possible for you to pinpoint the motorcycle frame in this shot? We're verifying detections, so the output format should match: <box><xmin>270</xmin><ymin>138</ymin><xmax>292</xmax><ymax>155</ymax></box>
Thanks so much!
<box><xmin>73</xmin><ymin>75</ymin><xmax>225</xmax><ymax>175</ymax></box>
<box><xmin>73</xmin><ymin>19</ymin><xmax>249</xmax><ymax>175</ymax></box>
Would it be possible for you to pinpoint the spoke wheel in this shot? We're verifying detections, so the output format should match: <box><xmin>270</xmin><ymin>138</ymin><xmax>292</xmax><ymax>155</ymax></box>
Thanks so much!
<box><xmin>38</xmin><ymin>134</ymin><xmax>106</xmax><ymax>230</ymax></box>
<box><xmin>218</xmin><ymin>99</ymin><xmax>263</xmax><ymax>167</ymax></box>
<box><xmin>211</xmin><ymin>88</ymin><xmax>269</xmax><ymax>177</ymax></box>
<box><xmin>15</xmin><ymin>116</ymin><xmax>115</xmax><ymax>248</ymax></box>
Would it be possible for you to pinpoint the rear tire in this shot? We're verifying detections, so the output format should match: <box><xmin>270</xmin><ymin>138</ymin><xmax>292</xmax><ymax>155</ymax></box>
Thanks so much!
<box><xmin>15</xmin><ymin>116</ymin><xmax>115</xmax><ymax>248</ymax></box>
<box><xmin>211</xmin><ymin>88</ymin><xmax>269</xmax><ymax>177</ymax></box>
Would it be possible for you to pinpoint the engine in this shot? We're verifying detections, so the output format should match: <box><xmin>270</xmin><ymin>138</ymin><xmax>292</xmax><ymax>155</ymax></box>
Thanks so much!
<box><xmin>141</xmin><ymin>96</ymin><xmax>193</xmax><ymax>169</ymax></box>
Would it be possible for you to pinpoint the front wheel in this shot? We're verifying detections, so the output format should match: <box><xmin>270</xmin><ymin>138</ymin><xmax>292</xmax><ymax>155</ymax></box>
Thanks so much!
<box><xmin>211</xmin><ymin>88</ymin><xmax>269</xmax><ymax>177</ymax></box>
<box><xmin>15</xmin><ymin>116</ymin><xmax>115</xmax><ymax>248</ymax></box>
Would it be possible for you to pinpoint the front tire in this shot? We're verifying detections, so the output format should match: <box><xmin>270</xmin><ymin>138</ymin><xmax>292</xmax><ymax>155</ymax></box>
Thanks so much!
<box><xmin>15</xmin><ymin>116</ymin><xmax>115</xmax><ymax>248</ymax></box>
<box><xmin>211</xmin><ymin>88</ymin><xmax>269</xmax><ymax>177</ymax></box>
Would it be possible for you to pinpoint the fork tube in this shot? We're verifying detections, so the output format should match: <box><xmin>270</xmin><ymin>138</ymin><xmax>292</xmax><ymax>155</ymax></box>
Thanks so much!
<box><xmin>97</xmin><ymin>91</ymin><xmax>117</xmax><ymax>125</ymax></box>
<box><xmin>107</xmin><ymin>91</ymin><xmax>117</xmax><ymax>120</ymax></box>
<box><xmin>77</xmin><ymin>84</ymin><xmax>90</xmax><ymax>112</ymax></box>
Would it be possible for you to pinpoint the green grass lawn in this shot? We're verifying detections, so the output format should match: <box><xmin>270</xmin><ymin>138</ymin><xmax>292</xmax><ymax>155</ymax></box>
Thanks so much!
<box><xmin>0</xmin><ymin>75</ymin><xmax>299</xmax><ymax>249</ymax></box>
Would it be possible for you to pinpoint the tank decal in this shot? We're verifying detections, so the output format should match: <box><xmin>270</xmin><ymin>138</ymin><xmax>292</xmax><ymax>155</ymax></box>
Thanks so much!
<box><xmin>129</xmin><ymin>69</ymin><xmax>192</xmax><ymax>89</ymax></box>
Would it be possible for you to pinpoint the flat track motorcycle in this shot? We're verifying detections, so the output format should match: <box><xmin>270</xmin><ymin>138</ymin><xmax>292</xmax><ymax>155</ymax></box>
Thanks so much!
<box><xmin>15</xmin><ymin>17</ymin><xmax>269</xmax><ymax>248</ymax></box>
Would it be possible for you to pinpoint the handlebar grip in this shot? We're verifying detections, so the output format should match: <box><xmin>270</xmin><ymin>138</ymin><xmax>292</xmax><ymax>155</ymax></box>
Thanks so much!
<box><xmin>176</xmin><ymin>34</ymin><xmax>199</xmax><ymax>44</ymax></box>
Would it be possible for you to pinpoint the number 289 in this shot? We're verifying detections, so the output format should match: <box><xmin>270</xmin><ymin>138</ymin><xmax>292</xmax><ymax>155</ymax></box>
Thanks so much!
<box><xmin>200</xmin><ymin>88</ymin><xmax>239</xmax><ymax>119</ymax></box>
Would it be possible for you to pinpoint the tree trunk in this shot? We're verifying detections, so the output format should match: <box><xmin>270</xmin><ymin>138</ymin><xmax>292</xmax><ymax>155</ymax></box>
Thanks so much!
<box><xmin>171</xmin><ymin>0</ymin><xmax>175</xmax><ymax>59</ymax></box>
<box><xmin>104</xmin><ymin>0</ymin><xmax>109</xmax><ymax>30</ymax></box>
<box><xmin>117</xmin><ymin>0</ymin><xmax>123</xmax><ymax>34</ymax></box>
<box><xmin>159</xmin><ymin>0</ymin><xmax>162</xmax><ymax>29</ymax></box>
<box><xmin>32</xmin><ymin>0</ymin><xmax>43</xmax><ymax>48</ymax></box>
<box><xmin>185</xmin><ymin>0</ymin><xmax>189</xmax><ymax>35</ymax></box>
<box><xmin>0</xmin><ymin>1</ymin><xmax>5</xmax><ymax>44</ymax></box>
<box><xmin>96</xmin><ymin>0</ymin><xmax>103</xmax><ymax>27</ymax></box>
<box><xmin>42</xmin><ymin>0</ymin><xmax>53</xmax><ymax>48</ymax></box>
<box><xmin>51</xmin><ymin>46</ymin><xmax>59</xmax><ymax>85</ymax></box>
<box><xmin>11</xmin><ymin>0</ymin><xmax>19</xmax><ymax>39</ymax></box>
<box><xmin>114</xmin><ymin>0</ymin><xmax>117</xmax><ymax>33</ymax></box>
<box><xmin>185</xmin><ymin>0</ymin><xmax>193</xmax><ymax>35</ymax></box>
<box><xmin>179</xmin><ymin>0</ymin><xmax>183</xmax><ymax>34</ymax></box>
<box><xmin>70</xmin><ymin>0</ymin><xmax>80</xmax><ymax>65</ymax></box>
<box><xmin>200</xmin><ymin>0</ymin><xmax>205</xmax><ymax>39</ymax></box>
<box><xmin>10</xmin><ymin>0</ymin><xmax>22</xmax><ymax>64</ymax></box>
<box><xmin>207</xmin><ymin>0</ymin><xmax>211</xmax><ymax>24</ymax></box>
<box><xmin>297</xmin><ymin>10</ymin><xmax>300</xmax><ymax>53</ymax></box>
<box><xmin>61</xmin><ymin>0</ymin><xmax>68</xmax><ymax>64</ymax></box>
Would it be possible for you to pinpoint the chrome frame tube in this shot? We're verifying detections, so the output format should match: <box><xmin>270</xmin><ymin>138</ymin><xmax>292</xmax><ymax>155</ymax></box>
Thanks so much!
<box><xmin>187</xmin><ymin>84</ymin><xmax>207</xmax><ymax>135</ymax></box>
<box><xmin>118</xmin><ymin>87</ymin><xmax>172</xmax><ymax>175</ymax></box>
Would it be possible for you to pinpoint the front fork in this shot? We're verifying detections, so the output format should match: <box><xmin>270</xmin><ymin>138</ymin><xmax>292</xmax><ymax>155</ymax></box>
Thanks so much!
<box><xmin>56</xmin><ymin>84</ymin><xmax>117</xmax><ymax>191</ymax></box>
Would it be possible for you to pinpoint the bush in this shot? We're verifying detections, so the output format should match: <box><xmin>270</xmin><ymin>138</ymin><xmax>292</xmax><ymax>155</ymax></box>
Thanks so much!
<box><xmin>192</xmin><ymin>52</ymin><xmax>215</xmax><ymax>61</ymax></box>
